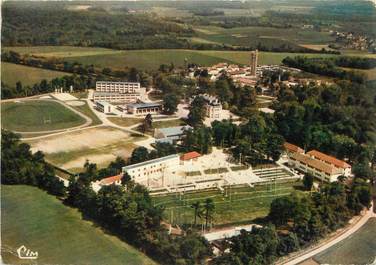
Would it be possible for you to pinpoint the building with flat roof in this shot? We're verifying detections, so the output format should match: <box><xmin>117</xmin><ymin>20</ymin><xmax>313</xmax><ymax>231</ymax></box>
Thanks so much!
<box><xmin>96</xmin><ymin>81</ymin><xmax>141</xmax><ymax>93</ymax></box>
<box><xmin>154</xmin><ymin>125</ymin><xmax>192</xmax><ymax>144</ymax></box>
<box><xmin>93</xmin><ymin>81</ymin><xmax>146</xmax><ymax>103</ymax></box>
<box><xmin>122</xmin><ymin>154</ymin><xmax>180</xmax><ymax>183</ymax></box>
<box><xmin>127</xmin><ymin>102</ymin><xmax>162</xmax><ymax>115</ymax></box>
<box><xmin>95</xmin><ymin>101</ymin><xmax>113</xmax><ymax>114</ymax></box>
<box><xmin>93</xmin><ymin>91</ymin><xmax>142</xmax><ymax>103</ymax></box>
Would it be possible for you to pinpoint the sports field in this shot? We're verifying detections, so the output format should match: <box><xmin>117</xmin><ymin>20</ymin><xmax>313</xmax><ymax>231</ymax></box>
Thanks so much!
<box><xmin>152</xmin><ymin>180</ymin><xmax>302</xmax><ymax>227</ymax></box>
<box><xmin>1</xmin><ymin>185</ymin><xmax>156</xmax><ymax>265</ymax></box>
<box><xmin>314</xmin><ymin>218</ymin><xmax>376</xmax><ymax>265</ymax></box>
<box><xmin>1</xmin><ymin>62</ymin><xmax>69</xmax><ymax>87</ymax></box>
<box><xmin>1</xmin><ymin>100</ymin><xmax>86</xmax><ymax>132</ymax></box>
<box><xmin>3</xmin><ymin>46</ymin><xmax>343</xmax><ymax>70</ymax></box>
<box><xmin>27</xmin><ymin>126</ymin><xmax>145</xmax><ymax>172</ymax></box>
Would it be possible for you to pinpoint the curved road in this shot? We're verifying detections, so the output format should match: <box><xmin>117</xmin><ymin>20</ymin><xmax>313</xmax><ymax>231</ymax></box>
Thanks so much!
<box><xmin>278</xmin><ymin>204</ymin><xmax>376</xmax><ymax>265</ymax></box>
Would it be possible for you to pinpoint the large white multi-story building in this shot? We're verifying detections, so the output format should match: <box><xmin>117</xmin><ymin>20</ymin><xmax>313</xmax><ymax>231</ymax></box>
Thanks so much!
<box><xmin>93</xmin><ymin>91</ymin><xmax>142</xmax><ymax>103</ymax></box>
<box><xmin>122</xmin><ymin>154</ymin><xmax>180</xmax><ymax>183</ymax></box>
<box><xmin>93</xmin><ymin>81</ymin><xmax>146</xmax><ymax>103</ymax></box>
<box><xmin>96</xmin><ymin>81</ymin><xmax>141</xmax><ymax>93</ymax></box>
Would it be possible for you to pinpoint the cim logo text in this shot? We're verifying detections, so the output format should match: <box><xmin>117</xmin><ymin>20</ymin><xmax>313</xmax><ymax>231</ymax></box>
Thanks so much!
<box><xmin>17</xmin><ymin>245</ymin><xmax>38</xmax><ymax>260</ymax></box>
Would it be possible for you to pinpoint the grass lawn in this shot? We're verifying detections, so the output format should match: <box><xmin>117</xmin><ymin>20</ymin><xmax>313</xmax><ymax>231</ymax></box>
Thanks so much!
<box><xmin>340</xmin><ymin>67</ymin><xmax>376</xmax><ymax>81</ymax></box>
<box><xmin>1</xmin><ymin>185</ymin><xmax>156</xmax><ymax>265</ymax></box>
<box><xmin>152</xmin><ymin>180</ymin><xmax>302</xmax><ymax>227</ymax></box>
<box><xmin>108</xmin><ymin>117</ymin><xmax>143</xmax><ymax>127</ymax></box>
<box><xmin>71</xmin><ymin>101</ymin><xmax>102</xmax><ymax>126</ymax></box>
<box><xmin>314</xmin><ymin>218</ymin><xmax>376</xmax><ymax>265</ymax></box>
<box><xmin>153</xmin><ymin>119</ymin><xmax>187</xmax><ymax>128</ymax></box>
<box><xmin>71</xmin><ymin>91</ymin><xmax>89</xmax><ymax>99</ymax></box>
<box><xmin>1</xmin><ymin>100</ymin><xmax>86</xmax><ymax>132</ymax></box>
<box><xmin>1</xmin><ymin>62</ymin><xmax>70</xmax><ymax>87</ymax></box>
<box><xmin>3</xmin><ymin>46</ymin><xmax>345</xmax><ymax>71</ymax></box>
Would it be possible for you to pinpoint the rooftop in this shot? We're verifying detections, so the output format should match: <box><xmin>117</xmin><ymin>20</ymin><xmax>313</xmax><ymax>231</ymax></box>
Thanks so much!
<box><xmin>93</xmin><ymin>91</ymin><xmax>140</xmax><ymax>96</ymax></box>
<box><xmin>127</xmin><ymin>102</ymin><xmax>162</xmax><ymax>109</ymax></box>
<box><xmin>284</xmin><ymin>142</ymin><xmax>304</xmax><ymax>153</ymax></box>
<box><xmin>291</xmin><ymin>152</ymin><xmax>342</xmax><ymax>175</ymax></box>
<box><xmin>100</xmin><ymin>174</ymin><xmax>122</xmax><ymax>185</ymax></box>
<box><xmin>96</xmin><ymin>81</ymin><xmax>140</xmax><ymax>85</ymax></box>
<box><xmin>180</xmin><ymin>151</ymin><xmax>201</xmax><ymax>161</ymax></box>
<box><xmin>123</xmin><ymin>154</ymin><xmax>180</xmax><ymax>171</ymax></box>
<box><xmin>156</xmin><ymin>125</ymin><xmax>192</xmax><ymax>138</ymax></box>
<box><xmin>307</xmin><ymin>150</ymin><xmax>351</xmax><ymax>169</ymax></box>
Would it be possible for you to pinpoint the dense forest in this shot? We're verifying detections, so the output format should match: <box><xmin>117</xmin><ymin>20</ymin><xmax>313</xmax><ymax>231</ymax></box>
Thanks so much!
<box><xmin>1</xmin><ymin>3</ymin><xmax>193</xmax><ymax>49</ymax></box>
<box><xmin>282</xmin><ymin>56</ymin><xmax>369</xmax><ymax>83</ymax></box>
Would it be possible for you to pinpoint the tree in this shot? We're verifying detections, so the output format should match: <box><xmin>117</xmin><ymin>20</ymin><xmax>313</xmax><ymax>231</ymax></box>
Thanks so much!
<box><xmin>130</xmin><ymin>147</ymin><xmax>149</xmax><ymax>164</ymax></box>
<box><xmin>269</xmin><ymin>196</ymin><xmax>295</xmax><ymax>226</ymax></box>
<box><xmin>179</xmin><ymin>232</ymin><xmax>212</xmax><ymax>263</ymax></box>
<box><xmin>188</xmin><ymin>96</ymin><xmax>207</xmax><ymax>127</ymax></box>
<box><xmin>191</xmin><ymin>201</ymin><xmax>202</xmax><ymax>227</ymax></box>
<box><xmin>277</xmin><ymin>232</ymin><xmax>300</xmax><ymax>256</ymax></box>
<box><xmin>203</xmin><ymin>198</ymin><xmax>215</xmax><ymax>230</ymax></box>
<box><xmin>141</xmin><ymin>114</ymin><xmax>153</xmax><ymax>133</ymax></box>
<box><xmin>303</xmin><ymin>174</ymin><xmax>314</xmax><ymax>191</ymax></box>
<box><xmin>163</xmin><ymin>93</ymin><xmax>179</xmax><ymax>114</ymax></box>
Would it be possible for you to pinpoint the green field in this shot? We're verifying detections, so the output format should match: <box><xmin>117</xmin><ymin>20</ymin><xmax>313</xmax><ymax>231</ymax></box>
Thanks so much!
<box><xmin>152</xmin><ymin>180</ymin><xmax>302</xmax><ymax>227</ymax></box>
<box><xmin>4</xmin><ymin>46</ymin><xmax>344</xmax><ymax>70</ymax></box>
<box><xmin>1</xmin><ymin>185</ymin><xmax>156</xmax><ymax>265</ymax></box>
<box><xmin>314</xmin><ymin>218</ymin><xmax>376</xmax><ymax>265</ymax></box>
<box><xmin>70</xmin><ymin>101</ymin><xmax>102</xmax><ymax>126</ymax></box>
<box><xmin>1</xmin><ymin>62</ymin><xmax>70</xmax><ymax>87</ymax></box>
<box><xmin>1</xmin><ymin>100</ymin><xmax>86</xmax><ymax>132</ymax></box>
<box><xmin>194</xmin><ymin>25</ymin><xmax>335</xmax><ymax>48</ymax></box>
<box><xmin>108</xmin><ymin>117</ymin><xmax>143</xmax><ymax>127</ymax></box>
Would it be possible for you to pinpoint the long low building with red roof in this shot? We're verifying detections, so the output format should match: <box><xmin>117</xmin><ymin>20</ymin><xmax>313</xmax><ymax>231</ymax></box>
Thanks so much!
<box><xmin>289</xmin><ymin>152</ymin><xmax>343</xmax><ymax>182</ymax></box>
<box><xmin>284</xmin><ymin>142</ymin><xmax>304</xmax><ymax>155</ymax></box>
<box><xmin>283</xmin><ymin>142</ymin><xmax>352</xmax><ymax>182</ymax></box>
<box><xmin>306</xmin><ymin>150</ymin><xmax>351</xmax><ymax>177</ymax></box>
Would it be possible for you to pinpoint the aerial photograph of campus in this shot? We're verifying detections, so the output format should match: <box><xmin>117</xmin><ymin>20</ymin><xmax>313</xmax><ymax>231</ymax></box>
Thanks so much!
<box><xmin>1</xmin><ymin>0</ymin><xmax>375</xmax><ymax>264</ymax></box>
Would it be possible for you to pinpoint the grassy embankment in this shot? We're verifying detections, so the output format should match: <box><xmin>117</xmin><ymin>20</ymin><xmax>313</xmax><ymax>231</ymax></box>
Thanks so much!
<box><xmin>1</xmin><ymin>185</ymin><xmax>156</xmax><ymax>265</ymax></box>
<box><xmin>1</xmin><ymin>61</ymin><xmax>70</xmax><ymax>87</ymax></box>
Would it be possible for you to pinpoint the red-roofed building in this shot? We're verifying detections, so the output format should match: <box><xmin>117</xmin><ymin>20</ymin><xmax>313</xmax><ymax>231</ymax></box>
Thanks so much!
<box><xmin>100</xmin><ymin>174</ymin><xmax>123</xmax><ymax>186</ymax></box>
<box><xmin>181</xmin><ymin>151</ymin><xmax>201</xmax><ymax>161</ymax></box>
<box><xmin>180</xmin><ymin>151</ymin><xmax>201</xmax><ymax>165</ymax></box>
<box><xmin>284</xmin><ymin>142</ymin><xmax>304</xmax><ymax>155</ymax></box>
<box><xmin>307</xmin><ymin>150</ymin><xmax>351</xmax><ymax>177</ymax></box>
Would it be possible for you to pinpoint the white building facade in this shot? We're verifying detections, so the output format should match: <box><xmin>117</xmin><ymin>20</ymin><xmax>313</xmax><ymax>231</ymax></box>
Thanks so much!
<box><xmin>122</xmin><ymin>154</ymin><xmax>180</xmax><ymax>183</ymax></box>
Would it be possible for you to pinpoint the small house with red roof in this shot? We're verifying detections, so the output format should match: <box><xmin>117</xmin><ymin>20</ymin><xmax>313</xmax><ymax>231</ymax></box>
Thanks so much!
<box><xmin>180</xmin><ymin>151</ymin><xmax>201</xmax><ymax>165</ymax></box>
<box><xmin>99</xmin><ymin>174</ymin><xmax>123</xmax><ymax>186</ymax></box>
